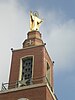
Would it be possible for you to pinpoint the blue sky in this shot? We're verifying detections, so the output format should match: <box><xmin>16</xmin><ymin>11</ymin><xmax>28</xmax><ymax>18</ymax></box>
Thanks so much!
<box><xmin>0</xmin><ymin>0</ymin><xmax>75</xmax><ymax>100</ymax></box>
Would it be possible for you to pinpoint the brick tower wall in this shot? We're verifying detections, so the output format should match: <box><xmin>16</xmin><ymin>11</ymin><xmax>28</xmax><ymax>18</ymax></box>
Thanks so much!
<box><xmin>0</xmin><ymin>86</ymin><xmax>46</xmax><ymax>100</ymax></box>
<box><xmin>9</xmin><ymin>45</ymin><xmax>46</xmax><ymax>85</ymax></box>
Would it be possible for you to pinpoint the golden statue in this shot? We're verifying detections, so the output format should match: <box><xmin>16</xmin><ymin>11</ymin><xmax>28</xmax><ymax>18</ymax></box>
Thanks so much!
<box><xmin>30</xmin><ymin>11</ymin><xmax>43</xmax><ymax>31</ymax></box>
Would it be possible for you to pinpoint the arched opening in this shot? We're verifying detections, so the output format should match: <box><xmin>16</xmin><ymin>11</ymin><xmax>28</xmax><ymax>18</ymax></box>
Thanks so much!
<box><xmin>46</xmin><ymin>62</ymin><xmax>50</xmax><ymax>85</ymax></box>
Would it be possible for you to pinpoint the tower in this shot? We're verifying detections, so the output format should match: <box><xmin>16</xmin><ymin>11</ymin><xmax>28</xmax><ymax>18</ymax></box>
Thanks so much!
<box><xmin>0</xmin><ymin>11</ymin><xmax>57</xmax><ymax>100</ymax></box>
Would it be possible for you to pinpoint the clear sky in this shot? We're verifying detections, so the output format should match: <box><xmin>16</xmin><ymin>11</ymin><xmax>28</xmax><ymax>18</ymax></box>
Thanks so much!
<box><xmin>0</xmin><ymin>0</ymin><xmax>75</xmax><ymax>100</ymax></box>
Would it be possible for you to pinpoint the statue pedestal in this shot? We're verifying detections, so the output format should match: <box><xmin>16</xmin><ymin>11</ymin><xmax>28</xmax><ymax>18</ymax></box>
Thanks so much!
<box><xmin>23</xmin><ymin>31</ymin><xmax>44</xmax><ymax>48</ymax></box>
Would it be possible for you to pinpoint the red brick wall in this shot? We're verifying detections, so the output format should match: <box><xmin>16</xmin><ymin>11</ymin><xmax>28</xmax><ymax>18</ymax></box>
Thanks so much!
<box><xmin>45</xmin><ymin>48</ymin><xmax>54</xmax><ymax>90</ymax></box>
<box><xmin>46</xmin><ymin>87</ymin><xmax>54</xmax><ymax>100</ymax></box>
<box><xmin>9</xmin><ymin>44</ymin><xmax>54</xmax><ymax>89</ymax></box>
<box><xmin>9</xmin><ymin>45</ymin><xmax>46</xmax><ymax>84</ymax></box>
<box><xmin>0</xmin><ymin>86</ymin><xmax>46</xmax><ymax>100</ymax></box>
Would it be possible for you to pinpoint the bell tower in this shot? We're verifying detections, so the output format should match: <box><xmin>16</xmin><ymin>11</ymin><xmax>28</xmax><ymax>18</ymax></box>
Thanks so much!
<box><xmin>0</xmin><ymin>11</ymin><xmax>57</xmax><ymax>100</ymax></box>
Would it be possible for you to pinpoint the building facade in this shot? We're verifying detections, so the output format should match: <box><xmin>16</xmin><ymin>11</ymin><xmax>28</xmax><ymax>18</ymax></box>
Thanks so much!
<box><xmin>0</xmin><ymin>12</ymin><xmax>57</xmax><ymax>100</ymax></box>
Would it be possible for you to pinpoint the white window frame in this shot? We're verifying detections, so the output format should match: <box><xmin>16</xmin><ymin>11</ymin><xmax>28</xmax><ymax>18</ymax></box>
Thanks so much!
<box><xmin>19</xmin><ymin>55</ymin><xmax>34</xmax><ymax>81</ymax></box>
